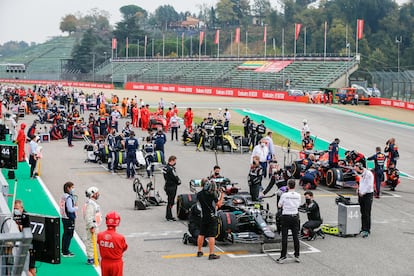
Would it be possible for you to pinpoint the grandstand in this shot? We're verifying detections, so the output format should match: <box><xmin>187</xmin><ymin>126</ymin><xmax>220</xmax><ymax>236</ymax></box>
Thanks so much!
<box><xmin>0</xmin><ymin>36</ymin><xmax>77</xmax><ymax>80</ymax></box>
<box><xmin>95</xmin><ymin>57</ymin><xmax>358</xmax><ymax>91</ymax></box>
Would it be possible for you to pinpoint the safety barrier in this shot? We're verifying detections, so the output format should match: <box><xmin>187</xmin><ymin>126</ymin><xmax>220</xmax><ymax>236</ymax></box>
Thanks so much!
<box><xmin>369</xmin><ymin>97</ymin><xmax>414</xmax><ymax>111</ymax></box>
<box><xmin>0</xmin><ymin>79</ymin><xmax>114</xmax><ymax>89</ymax></box>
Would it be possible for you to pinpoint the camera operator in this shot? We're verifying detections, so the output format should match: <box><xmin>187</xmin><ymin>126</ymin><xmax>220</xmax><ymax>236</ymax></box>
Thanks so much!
<box><xmin>196</xmin><ymin>178</ymin><xmax>225</xmax><ymax>260</ymax></box>
<box><xmin>13</xmin><ymin>199</ymin><xmax>36</xmax><ymax>276</ymax></box>
<box><xmin>384</xmin><ymin>138</ymin><xmax>399</xmax><ymax>167</ymax></box>
<box><xmin>299</xmin><ymin>191</ymin><xmax>322</xmax><ymax>240</ymax></box>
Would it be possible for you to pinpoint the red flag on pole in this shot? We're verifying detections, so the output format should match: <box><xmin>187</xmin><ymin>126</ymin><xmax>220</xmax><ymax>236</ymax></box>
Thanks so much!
<box><xmin>112</xmin><ymin>38</ymin><xmax>117</xmax><ymax>49</ymax></box>
<box><xmin>199</xmin><ymin>31</ymin><xmax>204</xmax><ymax>46</ymax></box>
<box><xmin>263</xmin><ymin>25</ymin><xmax>267</xmax><ymax>43</ymax></box>
<box><xmin>214</xmin><ymin>30</ymin><xmax>220</xmax><ymax>45</ymax></box>
<box><xmin>357</xmin><ymin>19</ymin><xmax>364</xmax><ymax>40</ymax></box>
<box><xmin>235</xmin><ymin>27</ymin><xmax>240</xmax><ymax>44</ymax></box>
<box><xmin>295</xmin><ymin>23</ymin><xmax>302</xmax><ymax>41</ymax></box>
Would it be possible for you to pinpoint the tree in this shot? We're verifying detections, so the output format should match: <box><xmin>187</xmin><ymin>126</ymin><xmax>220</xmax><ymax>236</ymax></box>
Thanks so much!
<box><xmin>60</xmin><ymin>14</ymin><xmax>78</xmax><ymax>34</ymax></box>
<box><xmin>252</xmin><ymin>0</ymin><xmax>272</xmax><ymax>25</ymax></box>
<box><xmin>216</xmin><ymin>0</ymin><xmax>237</xmax><ymax>25</ymax></box>
<box><xmin>71</xmin><ymin>29</ymin><xmax>97</xmax><ymax>73</ymax></box>
<box><xmin>153</xmin><ymin>5</ymin><xmax>180</xmax><ymax>31</ymax></box>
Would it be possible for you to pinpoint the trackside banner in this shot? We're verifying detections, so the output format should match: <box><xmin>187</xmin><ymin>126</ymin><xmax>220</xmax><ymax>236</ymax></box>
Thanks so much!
<box><xmin>125</xmin><ymin>82</ymin><xmax>288</xmax><ymax>101</ymax></box>
<box><xmin>369</xmin><ymin>97</ymin><xmax>414</xmax><ymax>111</ymax></box>
<box><xmin>0</xmin><ymin>79</ymin><xmax>114</xmax><ymax>89</ymax></box>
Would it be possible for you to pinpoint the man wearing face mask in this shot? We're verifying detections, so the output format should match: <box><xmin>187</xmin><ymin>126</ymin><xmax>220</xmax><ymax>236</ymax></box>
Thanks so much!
<box><xmin>251</xmin><ymin>139</ymin><xmax>269</xmax><ymax>178</ymax></box>
<box><xmin>13</xmin><ymin>200</ymin><xmax>36</xmax><ymax>276</ymax></box>
<box><xmin>354</xmin><ymin>162</ymin><xmax>374</xmax><ymax>238</ymax></box>
<box><xmin>163</xmin><ymin>156</ymin><xmax>181</xmax><ymax>221</ymax></box>
<box><xmin>84</xmin><ymin>186</ymin><xmax>102</xmax><ymax>264</ymax></box>
<box><xmin>209</xmin><ymin>165</ymin><xmax>223</xmax><ymax>180</ymax></box>
<box><xmin>60</xmin><ymin>182</ymin><xmax>78</xmax><ymax>257</ymax></box>
<box><xmin>299</xmin><ymin>191</ymin><xmax>322</xmax><ymax>240</ymax></box>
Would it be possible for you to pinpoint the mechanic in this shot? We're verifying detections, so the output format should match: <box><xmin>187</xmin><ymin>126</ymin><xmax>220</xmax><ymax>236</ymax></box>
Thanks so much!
<box><xmin>248</xmin><ymin>155</ymin><xmax>263</xmax><ymax>201</ymax></box>
<box><xmin>354</xmin><ymin>162</ymin><xmax>374</xmax><ymax>238</ymax></box>
<box><xmin>143</xmin><ymin>136</ymin><xmax>155</xmax><ymax>177</ymax></box>
<box><xmin>26</xmin><ymin>120</ymin><xmax>37</xmax><ymax>140</ymax></box>
<box><xmin>384</xmin><ymin>138</ymin><xmax>399</xmax><ymax>167</ymax></box>
<box><xmin>184</xmin><ymin>107</ymin><xmax>194</xmax><ymax>133</ymax></box>
<box><xmin>251</xmin><ymin>139</ymin><xmax>269</xmax><ymax>178</ymax></box>
<box><xmin>60</xmin><ymin>181</ymin><xmax>78</xmax><ymax>257</ymax></box>
<box><xmin>122</xmin><ymin>121</ymin><xmax>132</xmax><ymax>137</ymax></box>
<box><xmin>98</xmin><ymin>113</ymin><xmax>108</xmax><ymax>136</ymax></box>
<box><xmin>328</xmin><ymin>138</ymin><xmax>340</xmax><ymax>168</ymax></box>
<box><xmin>196</xmin><ymin>178</ymin><xmax>225</xmax><ymax>260</ymax></box>
<box><xmin>385</xmin><ymin>162</ymin><xmax>399</xmax><ymax>191</ymax></box>
<box><xmin>153</xmin><ymin>128</ymin><xmax>167</xmax><ymax>154</ymax></box>
<box><xmin>125</xmin><ymin>131</ymin><xmax>139</xmax><ymax>179</ymax></box>
<box><xmin>301</xmin><ymin>153</ymin><xmax>315</xmax><ymax>171</ymax></box>
<box><xmin>301</xmin><ymin>119</ymin><xmax>310</xmax><ymax>139</ymax></box>
<box><xmin>13</xmin><ymin>199</ymin><xmax>36</xmax><ymax>276</ymax></box>
<box><xmin>195</xmin><ymin>126</ymin><xmax>207</xmax><ymax>152</ymax></box>
<box><xmin>302</xmin><ymin>131</ymin><xmax>314</xmax><ymax>151</ymax></box>
<box><xmin>67</xmin><ymin>118</ymin><xmax>74</xmax><ymax>147</ymax></box>
<box><xmin>263</xmin><ymin>164</ymin><xmax>289</xmax><ymax>196</ymax></box>
<box><xmin>106</xmin><ymin>128</ymin><xmax>118</xmax><ymax>173</ymax></box>
<box><xmin>15</xmin><ymin>122</ymin><xmax>26</xmax><ymax>162</ymax></box>
<box><xmin>242</xmin><ymin>115</ymin><xmax>251</xmax><ymax>138</ymax></box>
<box><xmin>183</xmin><ymin>204</ymin><xmax>207</xmax><ymax>247</ymax></box>
<box><xmin>97</xmin><ymin>212</ymin><xmax>128</xmax><ymax>276</ymax></box>
<box><xmin>299</xmin><ymin>191</ymin><xmax>323</xmax><ymax>240</ymax></box>
<box><xmin>209</xmin><ymin>165</ymin><xmax>223</xmax><ymax>179</ymax></box>
<box><xmin>277</xmin><ymin>179</ymin><xmax>301</xmax><ymax>264</ymax></box>
<box><xmin>300</xmin><ymin>164</ymin><xmax>319</xmax><ymax>190</ymax></box>
<box><xmin>367</xmin><ymin>146</ymin><xmax>386</xmax><ymax>198</ymax></box>
<box><xmin>29</xmin><ymin>136</ymin><xmax>40</xmax><ymax>179</ymax></box>
<box><xmin>255</xmin><ymin>120</ymin><xmax>266</xmax><ymax>145</ymax></box>
<box><xmin>163</xmin><ymin>156</ymin><xmax>181</xmax><ymax>221</ymax></box>
<box><xmin>213</xmin><ymin>119</ymin><xmax>225</xmax><ymax>152</ymax></box>
<box><xmin>345</xmin><ymin>150</ymin><xmax>366</xmax><ymax>167</ymax></box>
<box><xmin>84</xmin><ymin>186</ymin><xmax>102</xmax><ymax>265</ymax></box>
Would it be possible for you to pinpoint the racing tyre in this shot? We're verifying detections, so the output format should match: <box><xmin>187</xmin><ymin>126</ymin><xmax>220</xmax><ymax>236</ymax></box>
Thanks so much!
<box><xmin>326</xmin><ymin>168</ymin><xmax>343</xmax><ymax>187</ymax></box>
<box><xmin>216</xmin><ymin>211</ymin><xmax>237</xmax><ymax>241</ymax></box>
<box><xmin>176</xmin><ymin>194</ymin><xmax>198</xmax><ymax>220</ymax></box>
<box><xmin>291</xmin><ymin>161</ymin><xmax>302</xmax><ymax>179</ymax></box>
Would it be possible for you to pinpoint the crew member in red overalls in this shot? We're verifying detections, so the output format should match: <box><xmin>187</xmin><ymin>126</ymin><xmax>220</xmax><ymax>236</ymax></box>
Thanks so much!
<box><xmin>97</xmin><ymin>211</ymin><xmax>128</xmax><ymax>276</ymax></box>
<box><xmin>15</xmin><ymin>123</ymin><xmax>27</xmax><ymax>162</ymax></box>
<box><xmin>131</xmin><ymin>104</ymin><xmax>139</xmax><ymax>128</ymax></box>
<box><xmin>184</xmin><ymin>107</ymin><xmax>193</xmax><ymax>133</ymax></box>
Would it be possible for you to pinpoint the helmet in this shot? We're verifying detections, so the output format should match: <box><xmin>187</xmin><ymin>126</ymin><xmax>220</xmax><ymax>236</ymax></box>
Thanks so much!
<box><xmin>85</xmin><ymin>186</ymin><xmax>99</xmax><ymax>198</ymax></box>
<box><xmin>106</xmin><ymin>211</ymin><xmax>121</xmax><ymax>227</ymax></box>
<box><xmin>303</xmin><ymin>119</ymin><xmax>307</xmax><ymax>124</ymax></box>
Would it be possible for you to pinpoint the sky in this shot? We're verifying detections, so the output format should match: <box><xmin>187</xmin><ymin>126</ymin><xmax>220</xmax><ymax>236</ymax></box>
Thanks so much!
<box><xmin>0</xmin><ymin>0</ymin><xmax>215</xmax><ymax>44</ymax></box>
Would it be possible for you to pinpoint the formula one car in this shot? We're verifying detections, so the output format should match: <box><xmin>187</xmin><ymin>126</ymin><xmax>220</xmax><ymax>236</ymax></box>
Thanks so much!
<box><xmin>288</xmin><ymin>150</ymin><xmax>359</xmax><ymax>189</ymax></box>
<box><xmin>149</xmin><ymin>114</ymin><xmax>167</xmax><ymax>131</ymax></box>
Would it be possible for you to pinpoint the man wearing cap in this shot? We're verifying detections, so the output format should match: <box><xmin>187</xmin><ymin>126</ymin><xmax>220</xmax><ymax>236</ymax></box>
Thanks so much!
<box><xmin>98</xmin><ymin>212</ymin><xmax>128</xmax><ymax>276</ymax></box>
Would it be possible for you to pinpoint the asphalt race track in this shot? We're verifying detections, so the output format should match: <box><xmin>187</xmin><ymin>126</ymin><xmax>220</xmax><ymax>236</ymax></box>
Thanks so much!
<box><xmin>19</xmin><ymin>97</ymin><xmax>414</xmax><ymax>276</ymax></box>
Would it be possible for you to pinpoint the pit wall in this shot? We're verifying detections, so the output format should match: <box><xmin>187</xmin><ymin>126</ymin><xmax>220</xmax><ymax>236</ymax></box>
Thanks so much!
<box><xmin>1</xmin><ymin>78</ymin><xmax>412</xmax><ymax>110</ymax></box>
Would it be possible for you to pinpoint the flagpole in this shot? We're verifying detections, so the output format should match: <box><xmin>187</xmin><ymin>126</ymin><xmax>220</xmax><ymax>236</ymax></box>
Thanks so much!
<box><xmin>176</xmin><ymin>35</ymin><xmax>178</xmax><ymax>58</ymax></box>
<box><xmin>304</xmin><ymin>26</ymin><xmax>307</xmax><ymax>55</ymax></box>
<box><xmin>355</xmin><ymin>20</ymin><xmax>358</xmax><ymax>56</ymax></box>
<box><xmin>126</xmin><ymin>37</ymin><xmax>128</xmax><ymax>59</ymax></box>
<box><xmin>137</xmin><ymin>39</ymin><xmax>140</xmax><ymax>58</ymax></box>
<box><xmin>245</xmin><ymin>31</ymin><xmax>248</xmax><ymax>56</ymax></box>
<box><xmin>273</xmin><ymin>38</ymin><xmax>276</xmax><ymax>58</ymax></box>
<box><xmin>282</xmin><ymin>28</ymin><xmax>285</xmax><ymax>88</ymax></box>
<box><xmin>204</xmin><ymin>33</ymin><xmax>207</xmax><ymax>57</ymax></box>
<box><xmin>181</xmin><ymin>33</ymin><xmax>184</xmax><ymax>59</ymax></box>
<box><xmin>324</xmin><ymin>21</ymin><xmax>327</xmax><ymax>62</ymax></box>
<box><xmin>230</xmin><ymin>31</ymin><xmax>233</xmax><ymax>56</ymax></box>
<box><xmin>264</xmin><ymin>24</ymin><xmax>267</xmax><ymax>58</ymax></box>
<box><xmin>144</xmin><ymin>36</ymin><xmax>147</xmax><ymax>60</ymax></box>
<box><xmin>162</xmin><ymin>33</ymin><xmax>165</xmax><ymax>60</ymax></box>
<box><xmin>294</xmin><ymin>24</ymin><xmax>297</xmax><ymax>60</ymax></box>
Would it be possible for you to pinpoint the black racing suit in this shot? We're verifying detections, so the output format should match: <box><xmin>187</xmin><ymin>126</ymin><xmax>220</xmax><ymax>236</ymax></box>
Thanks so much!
<box><xmin>163</xmin><ymin>164</ymin><xmax>181</xmax><ymax>220</ymax></box>
<box><xmin>299</xmin><ymin>200</ymin><xmax>322</xmax><ymax>237</ymax></box>
<box><xmin>214</xmin><ymin>122</ymin><xmax>225</xmax><ymax>152</ymax></box>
